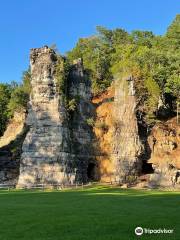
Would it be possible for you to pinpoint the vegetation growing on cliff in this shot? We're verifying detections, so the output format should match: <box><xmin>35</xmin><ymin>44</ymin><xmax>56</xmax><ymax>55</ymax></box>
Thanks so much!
<box><xmin>0</xmin><ymin>70</ymin><xmax>31</xmax><ymax>136</ymax></box>
<box><xmin>67</xmin><ymin>14</ymin><xmax>180</xmax><ymax>122</ymax></box>
<box><xmin>0</xmin><ymin>84</ymin><xmax>12</xmax><ymax>135</ymax></box>
<box><xmin>55</xmin><ymin>55</ymin><xmax>69</xmax><ymax>96</ymax></box>
<box><xmin>0</xmin><ymin>15</ymin><xmax>179</xmax><ymax>135</ymax></box>
<box><xmin>55</xmin><ymin>56</ymin><xmax>79</xmax><ymax>112</ymax></box>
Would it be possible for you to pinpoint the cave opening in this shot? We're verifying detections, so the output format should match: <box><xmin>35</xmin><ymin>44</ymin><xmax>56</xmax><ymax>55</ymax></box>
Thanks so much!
<box><xmin>141</xmin><ymin>161</ymin><xmax>154</xmax><ymax>174</ymax></box>
<box><xmin>87</xmin><ymin>163</ymin><xmax>96</xmax><ymax>181</ymax></box>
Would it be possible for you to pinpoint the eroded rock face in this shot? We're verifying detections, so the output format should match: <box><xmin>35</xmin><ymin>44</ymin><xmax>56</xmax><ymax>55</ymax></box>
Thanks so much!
<box><xmin>0</xmin><ymin>110</ymin><xmax>27</xmax><ymax>184</ymax></box>
<box><xmin>92</xmin><ymin>87</ymin><xmax>115</xmax><ymax>182</ymax></box>
<box><xmin>112</xmin><ymin>76</ymin><xmax>142</xmax><ymax>183</ymax></box>
<box><xmin>68</xmin><ymin>58</ymin><xmax>97</xmax><ymax>182</ymax></box>
<box><xmin>17</xmin><ymin>47</ymin><xmax>68</xmax><ymax>187</ymax></box>
<box><xmin>148</xmin><ymin>118</ymin><xmax>180</xmax><ymax>187</ymax></box>
<box><xmin>17</xmin><ymin>47</ymin><xmax>96</xmax><ymax>187</ymax></box>
<box><xmin>92</xmin><ymin>77</ymin><xmax>143</xmax><ymax>184</ymax></box>
<box><xmin>0</xmin><ymin>111</ymin><xmax>26</xmax><ymax>148</ymax></box>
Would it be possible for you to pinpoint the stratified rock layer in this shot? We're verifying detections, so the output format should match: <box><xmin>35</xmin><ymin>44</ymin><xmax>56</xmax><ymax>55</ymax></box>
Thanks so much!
<box><xmin>17</xmin><ymin>47</ymin><xmax>95</xmax><ymax>187</ymax></box>
<box><xmin>148</xmin><ymin>118</ymin><xmax>180</xmax><ymax>187</ymax></box>
<box><xmin>17</xmin><ymin>47</ymin><xmax>65</xmax><ymax>186</ymax></box>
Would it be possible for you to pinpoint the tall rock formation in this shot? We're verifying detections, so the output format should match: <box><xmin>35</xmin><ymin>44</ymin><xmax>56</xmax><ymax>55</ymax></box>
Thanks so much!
<box><xmin>17</xmin><ymin>47</ymin><xmax>96</xmax><ymax>187</ymax></box>
<box><xmin>112</xmin><ymin>76</ymin><xmax>142</xmax><ymax>183</ymax></box>
<box><xmin>92</xmin><ymin>76</ymin><xmax>142</xmax><ymax>184</ymax></box>
<box><xmin>68</xmin><ymin>58</ymin><xmax>97</xmax><ymax>182</ymax></box>
<box><xmin>17</xmin><ymin>47</ymin><xmax>66</xmax><ymax>187</ymax></box>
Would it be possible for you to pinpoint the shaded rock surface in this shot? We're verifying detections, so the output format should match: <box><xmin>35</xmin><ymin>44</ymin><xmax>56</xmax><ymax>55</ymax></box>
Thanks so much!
<box><xmin>68</xmin><ymin>59</ymin><xmax>98</xmax><ymax>182</ymax></box>
<box><xmin>0</xmin><ymin>111</ymin><xmax>27</xmax><ymax>184</ymax></box>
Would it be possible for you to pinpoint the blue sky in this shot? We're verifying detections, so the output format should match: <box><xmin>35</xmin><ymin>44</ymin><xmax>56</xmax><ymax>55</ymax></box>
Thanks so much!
<box><xmin>0</xmin><ymin>0</ymin><xmax>179</xmax><ymax>83</ymax></box>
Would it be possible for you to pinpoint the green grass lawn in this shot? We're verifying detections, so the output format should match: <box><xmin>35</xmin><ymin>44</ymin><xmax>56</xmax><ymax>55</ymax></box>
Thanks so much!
<box><xmin>0</xmin><ymin>185</ymin><xmax>179</xmax><ymax>240</ymax></box>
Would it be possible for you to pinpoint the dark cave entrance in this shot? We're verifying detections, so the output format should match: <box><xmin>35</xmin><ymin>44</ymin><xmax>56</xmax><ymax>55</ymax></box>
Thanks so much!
<box><xmin>142</xmin><ymin>161</ymin><xmax>154</xmax><ymax>174</ymax></box>
<box><xmin>87</xmin><ymin>163</ymin><xmax>96</xmax><ymax>181</ymax></box>
<box><xmin>136</xmin><ymin>111</ymin><xmax>155</xmax><ymax>176</ymax></box>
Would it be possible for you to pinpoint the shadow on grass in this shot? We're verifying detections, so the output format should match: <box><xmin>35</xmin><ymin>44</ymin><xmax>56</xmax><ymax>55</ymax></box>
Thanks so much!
<box><xmin>0</xmin><ymin>184</ymin><xmax>180</xmax><ymax>197</ymax></box>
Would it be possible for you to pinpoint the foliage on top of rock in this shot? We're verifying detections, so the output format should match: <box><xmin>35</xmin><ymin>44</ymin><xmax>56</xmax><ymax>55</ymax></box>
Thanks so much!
<box><xmin>0</xmin><ymin>15</ymin><xmax>179</xmax><ymax>133</ymax></box>
<box><xmin>67</xmin><ymin>14</ymin><xmax>180</xmax><ymax>123</ymax></box>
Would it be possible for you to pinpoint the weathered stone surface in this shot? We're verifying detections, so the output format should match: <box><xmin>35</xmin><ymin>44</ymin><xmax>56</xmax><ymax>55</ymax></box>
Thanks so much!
<box><xmin>148</xmin><ymin>118</ymin><xmax>180</xmax><ymax>188</ymax></box>
<box><xmin>92</xmin><ymin>87</ymin><xmax>115</xmax><ymax>182</ymax></box>
<box><xmin>17</xmin><ymin>47</ymin><xmax>71</xmax><ymax>187</ymax></box>
<box><xmin>0</xmin><ymin>111</ymin><xmax>27</xmax><ymax>184</ymax></box>
<box><xmin>17</xmin><ymin>47</ymin><xmax>96</xmax><ymax>187</ymax></box>
<box><xmin>0</xmin><ymin>111</ymin><xmax>26</xmax><ymax>148</ymax></box>
<box><xmin>112</xmin><ymin>76</ymin><xmax>142</xmax><ymax>184</ymax></box>
<box><xmin>68</xmin><ymin>58</ymin><xmax>98</xmax><ymax>182</ymax></box>
<box><xmin>92</xmin><ymin>77</ymin><xmax>143</xmax><ymax>184</ymax></box>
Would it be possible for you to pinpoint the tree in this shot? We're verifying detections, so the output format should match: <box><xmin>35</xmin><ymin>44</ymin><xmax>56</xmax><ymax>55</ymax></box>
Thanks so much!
<box><xmin>165</xmin><ymin>75</ymin><xmax>180</xmax><ymax>123</ymax></box>
<box><xmin>0</xmin><ymin>14</ymin><xmax>176</xmax><ymax>127</ymax></box>
<box><xmin>131</xmin><ymin>30</ymin><xmax>154</xmax><ymax>47</ymax></box>
<box><xmin>7</xmin><ymin>86</ymin><xmax>29</xmax><ymax>117</ymax></box>
<box><xmin>67</xmin><ymin>35</ymin><xmax>113</xmax><ymax>95</ymax></box>
<box><xmin>0</xmin><ymin>84</ymin><xmax>11</xmax><ymax>136</ymax></box>
<box><xmin>22</xmin><ymin>69</ymin><xmax>31</xmax><ymax>95</ymax></box>
<box><xmin>96</xmin><ymin>26</ymin><xmax>113</xmax><ymax>46</ymax></box>
<box><xmin>166</xmin><ymin>14</ymin><xmax>180</xmax><ymax>50</ymax></box>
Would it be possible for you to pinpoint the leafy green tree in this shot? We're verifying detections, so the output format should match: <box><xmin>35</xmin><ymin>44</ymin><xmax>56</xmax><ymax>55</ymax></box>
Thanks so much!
<box><xmin>55</xmin><ymin>55</ymin><xmax>70</xmax><ymax>96</ymax></box>
<box><xmin>67</xmin><ymin>35</ymin><xmax>113</xmax><ymax>95</ymax></box>
<box><xmin>0</xmin><ymin>84</ymin><xmax>12</xmax><ymax>135</ymax></box>
<box><xmin>131</xmin><ymin>30</ymin><xmax>154</xmax><ymax>47</ymax></box>
<box><xmin>166</xmin><ymin>14</ymin><xmax>180</xmax><ymax>50</ymax></box>
<box><xmin>1</xmin><ymin>15</ymin><xmax>179</xmax><ymax>133</ymax></box>
<box><xmin>96</xmin><ymin>26</ymin><xmax>113</xmax><ymax>46</ymax></box>
<box><xmin>165</xmin><ymin>75</ymin><xmax>180</xmax><ymax>122</ymax></box>
<box><xmin>22</xmin><ymin>69</ymin><xmax>31</xmax><ymax>95</ymax></box>
<box><xmin>7</xmin><ymin>86</ymin><xmax>29</xmax><ymax>117</ymax></box>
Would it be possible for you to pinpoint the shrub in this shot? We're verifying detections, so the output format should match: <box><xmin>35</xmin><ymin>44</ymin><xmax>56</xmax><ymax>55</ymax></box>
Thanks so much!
<box><xmin>86</xmin><ymin>118</ymin><xmax>95</xmax><ymax>126</ymax></box>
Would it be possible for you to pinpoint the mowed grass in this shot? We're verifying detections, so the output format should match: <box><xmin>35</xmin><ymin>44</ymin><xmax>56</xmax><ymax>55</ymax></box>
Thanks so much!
<box><xmin>0</xmin><ymin>185</ymin><xmax>179</xmax><ymax>240</ymax></box>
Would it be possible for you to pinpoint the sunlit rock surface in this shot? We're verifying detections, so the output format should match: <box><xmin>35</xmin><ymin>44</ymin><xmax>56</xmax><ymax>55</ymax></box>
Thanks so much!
<box><xmin>148</xmin><ymin>118</ymin><xmax>180</xmax><ymax>187</ymax></box>
<box><xmin>112</xmin><ymin>76</ymin><xmax>142</xmax><ymax>183</ymax></box>
<box><xmin>17</xmin><ymin>47</ymin><xmax>95</xmax><ymax>187</ymax></box>
<box><xmin>92</xmin><ymin>76</ymin><xmax>142</xmax><ymax>184</ymax></box>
